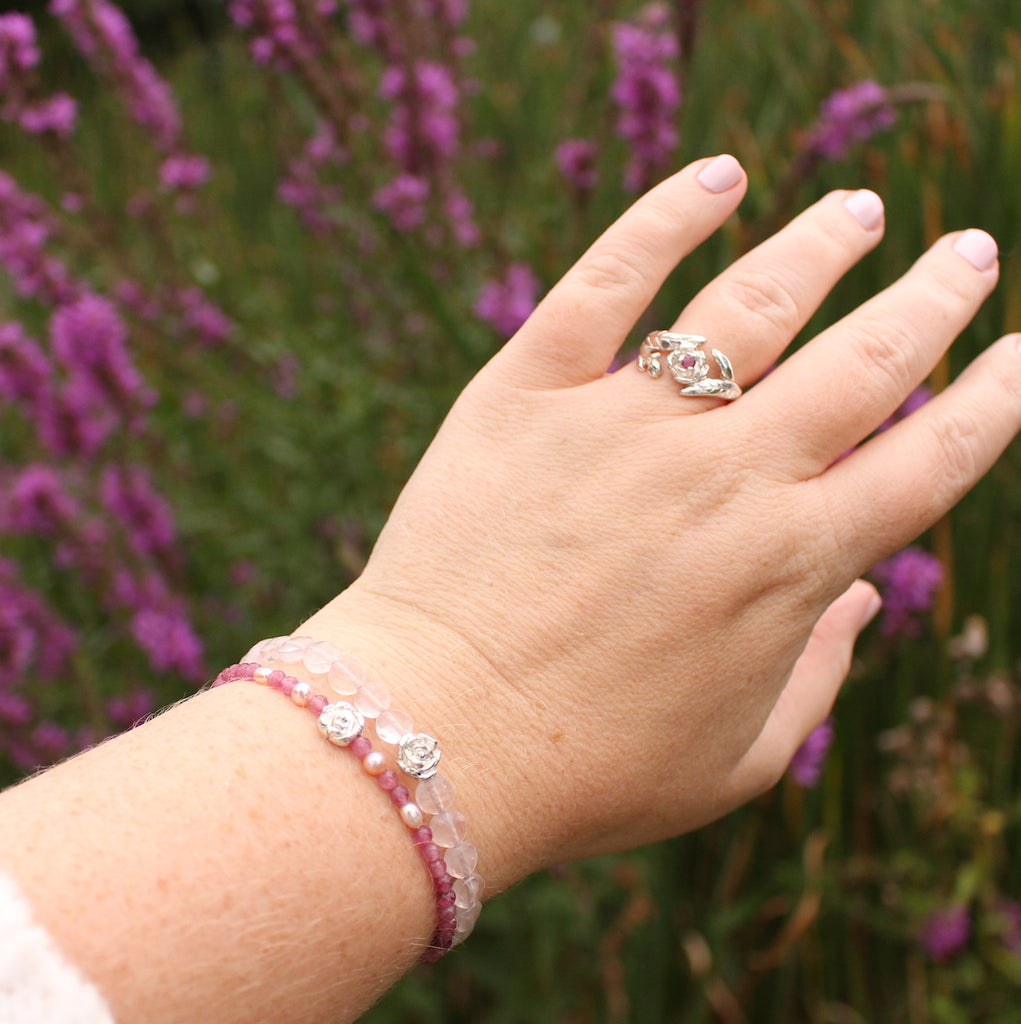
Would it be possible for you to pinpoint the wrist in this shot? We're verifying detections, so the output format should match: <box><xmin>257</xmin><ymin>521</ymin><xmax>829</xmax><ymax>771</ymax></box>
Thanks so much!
<box><xmin>295</xmin><ymin>581</ymin><xmax>554</xmax><ymax>897</ymax></box>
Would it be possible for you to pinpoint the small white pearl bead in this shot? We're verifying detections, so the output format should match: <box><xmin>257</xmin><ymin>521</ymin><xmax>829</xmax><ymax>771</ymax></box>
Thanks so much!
<box><xmin>362</xmin><ymin>751</ymin><xmax>386</xmax><ymax>775</ymax></box>
<box><xmin>291</xmin><ymin>681</ymin><xmax>313</xmax><ymax>706</ymax></box>
<box><xmin>253</xmin><ymin>666</ymin><xmax>273</xmax><ymax>685</ymax></box>
<box><xmin>400</xmin><ymin>802</ymin><xmax>424</xmax><ymax>829</ymax></box>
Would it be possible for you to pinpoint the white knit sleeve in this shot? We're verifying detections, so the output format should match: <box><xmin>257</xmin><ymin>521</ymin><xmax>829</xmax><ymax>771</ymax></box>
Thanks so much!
<box><xmin>0</xmin><ymin>870</ymin><xmax>115</xmax><ymax>1023</ymax></box>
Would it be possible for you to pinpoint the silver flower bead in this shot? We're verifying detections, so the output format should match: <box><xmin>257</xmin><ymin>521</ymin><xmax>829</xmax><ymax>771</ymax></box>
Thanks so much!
<box><xmin>318</xmin><ymin>702</ymin><xmax>365</xmax><ymax>747</ymax></box>
<box><xmin>397</xmin><ymin>733</ymin><xmax>441</xmax><ymax>780</ymax></box>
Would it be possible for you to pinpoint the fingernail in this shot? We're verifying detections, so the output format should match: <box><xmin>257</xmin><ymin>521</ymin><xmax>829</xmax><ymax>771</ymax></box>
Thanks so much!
<box><xmin>860</xmin><ymin>593</ymin><xmax>882</xmax><ymax>631</ymax></box>
<box><xmin>696</xmin><ymin>154</ymin><xmax>743</xmax><ymax>194</ymax></box>
<box><xmin>953</xmin><ymin>228</ymin><xmax>998</xmax><ymax>271</ymax></box>
<box><xmin>843</xmin><ymin>189</ymin><xmax>884</xmax><ymax>230</ymax></box>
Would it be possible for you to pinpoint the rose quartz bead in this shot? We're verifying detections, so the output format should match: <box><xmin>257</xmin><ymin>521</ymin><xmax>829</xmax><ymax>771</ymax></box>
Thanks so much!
<box><xmin>453</xmin><ymin>876</ymin><xmax>483</xmax><ymax>908</ymax></box>
<box><xmin>375</xmin><ymin>708</ymin><xmax>413</xmax><ymax>745</ymax></box>
<box><xmin>430</xmin><ymin>810</ymin><xmax>467</xmax><ymax>847</ymax></box>
<box><xmin>416</xmin><ymin>775</ymin><xmax>455</xmax><ymax>814</ymax></box>
<box><xmin>278</xmin><ymin>636</ymin><xmax>312</xmax><ymax>659</ymax></box>
<box><xmin>444</xmin><ymin>842</ymin><xmax>478</xmax><ymax>879</ymax></box>
<box><xmin>327</xmin><ymin>656</ymin><xmax>366</xmax><ymax>696</ymax></box>
<box><xmin>353</xmin><ymin>677</ymin><xmax>391</xmax><ymax>718</ymax></box>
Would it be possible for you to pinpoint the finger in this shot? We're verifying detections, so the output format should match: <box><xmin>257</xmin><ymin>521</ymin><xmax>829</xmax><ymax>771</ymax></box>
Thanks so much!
<box><xmin>654</xmin><ymin>189</ymin><xmax>886</xmax><ymax>396</ymax></box>
<box><xmin>727</xmin><ymin>580</ymin><xmax>880</xmax><ymax>797</ymax></box>
<box><xmin>492</xmin><ymin>155</ymin><xmax>747</xmax><ymax>389</ymax></box>
<box><xmin>815</xmin><ymin>331</ymin><xmax>1021</xmax><ymax>570</ymax></box>
<box><xmin>749</xmin><ymin>229</ymin><xmax>999</xmax><ymax>477</ymax></box>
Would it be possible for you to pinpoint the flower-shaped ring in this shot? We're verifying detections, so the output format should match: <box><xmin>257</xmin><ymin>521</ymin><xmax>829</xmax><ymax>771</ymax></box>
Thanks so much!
<box><xmin>637</xmin><ymin>330</ymin><xmax>741</xmax><ymax>400</ymax></box>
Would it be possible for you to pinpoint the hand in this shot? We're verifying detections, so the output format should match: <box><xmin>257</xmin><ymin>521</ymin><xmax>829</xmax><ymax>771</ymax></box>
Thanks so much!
<box><xmin>306</xmin><ymin>155</ymin><xmax>1017</xmax><ymax>891</ymax></box>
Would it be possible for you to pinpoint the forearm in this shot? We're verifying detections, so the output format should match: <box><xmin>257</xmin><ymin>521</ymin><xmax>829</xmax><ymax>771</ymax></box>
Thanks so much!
<box><xmin>0</xmin><ymin>592</ymin><xmax>525</xmax><ymax>1024</ymax></box>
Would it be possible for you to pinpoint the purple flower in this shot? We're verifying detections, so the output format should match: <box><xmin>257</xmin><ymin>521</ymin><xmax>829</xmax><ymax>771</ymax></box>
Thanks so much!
<box><xmin>871</xmin><ymin>547</ymin><xmax>943</xmax><ymax>637</ymax></box>
<box><xmin>50</xmin><ymin>294</ymin><xmax>154</xmax><ymax>421</ymax></box>
<box><xmin>803</xmin><ymin>80</ymin><xmax>896</xmax><ymax>162</ymax></box>
<box><xmin>277</xmin><ymin>122</ymin><xmax>344</xmax><ymax>235</ymax></box>
<box><xmin>0</xmin><ymin>173</ymin><xmax>80</xmax><ymax>304</ymax></box>
<box><xmin>18</xmin><ymin>93</ymin><xmax>78</xmax><ymax>137</ymax></box>
<box><xmin>787</xmin><ymin>717</ymin><xmax>834</xmax><ymax>787</ymax></box>
<box><xmin>475</xmin><ymin>262</ymin><xmax>541</xmax><ymax>337</ymax></box>
<box><xmin>920</xmin><ymin>905</ymin><xmax>970</xmax><ymax>962</ymax></box>
<box><xmin>3</xmin><ymin>464</ymin><xmax>78</xmax><ymax>536</ymax></box>
<box><xmin>0</xmin><ymin>14</ymin><xmax>41</xmax><ymax>86</ymax></box>
<box><xmin>556</xmin><ymin>138</ymin><xmax>599</xmax><ymax>192</ymax></box>
<box><xmin>611</xmin><ymin>4</ymin><xmax>680</xmax><ymax>192</ymax></box>
<box><xmin>106</xmin><ymin>688</ymin><xmax>156</xmax><ymax>729</ymax></box>
<box><xmin>228</xmin><ymin>0</ymin><xmax>320</xmax><ymax>68</ymax></box>
<box><xmin>130</xmin><ymin>605</ymin><xmax>204</xmax><ymax>680</ymax></box>
<box><xmin>373</xmin><ymin>173</ymin><xmax>430</xmax><ymax>232</ymax></box>
<box><xmin>51</xmin><ymin>0</ymin><xmax>183</xmax><ymax>152</ymax></box>
<box><xmin>99</xmin><ymin>464</ymin><xmax>177</xmax><ymax>560</ymax></box>
<box><xmin>382</xmin><ymin>61</ymin><xmax>460</xmax><ymax>170</ymax></box>
<box><xmin>0</xmin><ymin>322</ymin><xmax>52</xmax><ymax>406</ymax></box>
<box><xmin>177</xmin><ymin>287</ymin><xmax>234</xmax><ymax>346</ymax></box>
<box><xmin>159</xmin><ymin>153</ymin><xmax>211</xmax><ymax>191</ymax></box>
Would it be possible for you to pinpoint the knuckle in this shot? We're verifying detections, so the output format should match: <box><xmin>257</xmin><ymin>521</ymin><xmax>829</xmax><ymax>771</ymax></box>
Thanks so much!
<box><xmin>718</xmin><ymin>265</ymin><xmax>803</xmax><ymax>337</ymax></box>
<box><xmin>843</xmin><ymin>314</ymin><xmax>920</xmax><ymax>395</ymax></box>
<box><xmin>575</xmin><ymin>243</ymin><xmax>650</xmax><ymax>295</ymax></box>
<box><xmin>923</xmin><ymin>405</ymin><xmax>982</xmax><ymax>497</ymax></box>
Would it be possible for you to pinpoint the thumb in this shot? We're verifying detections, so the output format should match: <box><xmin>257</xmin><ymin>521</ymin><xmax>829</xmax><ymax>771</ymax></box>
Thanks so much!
<box><xmin>728</xmin><ymin>579</ymin><xmax>881</xmax><ymax>798</ymax></box>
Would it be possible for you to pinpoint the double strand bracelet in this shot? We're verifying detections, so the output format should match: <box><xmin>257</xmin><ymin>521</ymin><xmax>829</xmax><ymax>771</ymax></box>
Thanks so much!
<box><xmin>213</xmin><ymin>635</ymin><xmax>484</xmax><ymax>960</ymax></box>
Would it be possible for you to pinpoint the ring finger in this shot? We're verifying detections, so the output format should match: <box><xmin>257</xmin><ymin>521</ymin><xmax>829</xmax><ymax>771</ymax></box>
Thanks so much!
<box><xmin>617</xmin><ymin>187</ymin><xmax>887</xmax><ymax>411</ymax></box>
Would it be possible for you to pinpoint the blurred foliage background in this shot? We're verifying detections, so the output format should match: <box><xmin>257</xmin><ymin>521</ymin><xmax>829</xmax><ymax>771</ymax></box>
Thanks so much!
<box><xmin>2</xmin><ymin>0</ymin><xmax>1021</xmax><ymax>1020</ymax></box>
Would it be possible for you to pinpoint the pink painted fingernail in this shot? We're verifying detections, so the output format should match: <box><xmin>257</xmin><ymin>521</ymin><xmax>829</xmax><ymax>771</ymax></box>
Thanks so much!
<box><xmin>843</xmin><ymin>189</ymin><xmax>884</xmax><ymax>230</ymax></box>
<box><xmin>696</xmin><ymin>154</ymin><xmax>743</xmax><ymax>194</ymax></box>
<box><xmin>953</xmin><ymin>228</ymin><xmax>998</xmax><ymax>271</ymax></box>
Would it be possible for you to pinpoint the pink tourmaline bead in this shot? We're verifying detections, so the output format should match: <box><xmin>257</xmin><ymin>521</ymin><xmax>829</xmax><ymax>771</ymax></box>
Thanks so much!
<box><xmin>280</xmin><ymin>675</ymin><xmax>297</xmax><ymax>696</ymax></box>
<box><xmin>437</xmin><ymin>906</ymin><xmax>457</xmax><ymax>928</ymax></box>
<box><xmin>437</xmin><ymin>891</ymin><xmax>456</xmax><ymax>908</ymax></box>
<box><xmin>378</xmin><ymin>769</ymin><xmax>398</xmax><ymax>792</ymax></box>
<box><xmin>411</xmin><ymin>826</ymin><xmax>433</xmax><ymax>846</ymax></box>
<box><xmin>268</xmin><ymin>669</ymin><xmax>286</xmax><ymax>688</ymax></box>
<box><xmin>390</xmin><ymin>785</ymin><xmax>410</xmax><ymax>806</ymax></box>
<box><xmin>308</xmin><ymin>694</ymin><xmax>328</xmax><ymax>715</ymax></box>
<box><xmin>349</xmin><ymin>736</ymin><xmax>372</xmax><ymax>758</ymax></box>
<box><xmin>434</xmin><ymin>874</ymin><xmax>453</xmax><ymax>894</ymax></box>
<box><xmin>418</xmin><ymin>842</ymin><xmax>442</xmax><ymax>864</ymax></box>
<box><xmin>427</xmin><ymin>858</ymin><xmax>447</xmax><ymax>879</ymax></box>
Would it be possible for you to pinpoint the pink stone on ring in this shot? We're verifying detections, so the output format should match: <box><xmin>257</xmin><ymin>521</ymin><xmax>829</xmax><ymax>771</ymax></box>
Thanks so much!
<box><xmin>637</xmin><ymin>330</ymin><xmax>741</xmax><ymax>400</ymax></box>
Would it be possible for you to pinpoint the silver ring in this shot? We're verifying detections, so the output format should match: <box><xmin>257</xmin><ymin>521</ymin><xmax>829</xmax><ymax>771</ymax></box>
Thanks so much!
<box><xmin>637</xmin><ymin>331</ymin><xmax>741</xmax><ymax>400</ymax></box>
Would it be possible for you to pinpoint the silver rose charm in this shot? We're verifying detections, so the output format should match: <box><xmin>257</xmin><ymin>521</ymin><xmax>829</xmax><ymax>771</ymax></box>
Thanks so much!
<box><xmin>397</xmin><ymin>733</ymin><xmax>441</xmax><ymax>780</ymax></box>
<box><xmin>318</xmin><ymin>701</ymin><xmax>365</xmax><ymax>747</ymax></box>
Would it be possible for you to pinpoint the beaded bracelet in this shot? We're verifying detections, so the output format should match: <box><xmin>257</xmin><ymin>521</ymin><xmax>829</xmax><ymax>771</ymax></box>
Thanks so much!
<box><xmin>216</xmin><ymin>634</ymin><xmax>484</xmax><ymax>954</ymax></box>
